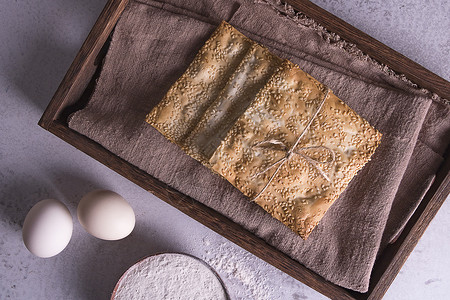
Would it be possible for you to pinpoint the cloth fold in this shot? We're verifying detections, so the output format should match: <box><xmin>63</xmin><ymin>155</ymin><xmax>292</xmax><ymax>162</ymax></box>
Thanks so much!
<box><xmin>68</xmin><ymin>0</ymin><xmax>449</xmax><ymax>292</ymax></box>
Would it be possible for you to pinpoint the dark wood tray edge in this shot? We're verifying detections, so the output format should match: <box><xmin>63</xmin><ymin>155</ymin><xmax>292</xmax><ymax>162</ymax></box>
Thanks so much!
<box><xmin>46</xmin><ymin>120</ymin><xmax>357</xmax><ymax>299</ymax></box>
<box><xmin>288</xmin><ymin>0</ymin><xmax>450</xmax><ymax>101</ymax></box>
<box><xmin>38</xmin><ymin>0</ymin><xmax>450</xmax><ymax>299</ymax></box>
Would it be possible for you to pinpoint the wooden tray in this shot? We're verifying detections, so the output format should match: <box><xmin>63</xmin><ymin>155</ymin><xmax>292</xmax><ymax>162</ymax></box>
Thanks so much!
<box><xmin>39</xmin><ymin>0</ymin><xmax>450</xmax><ymax>299</ymax></box>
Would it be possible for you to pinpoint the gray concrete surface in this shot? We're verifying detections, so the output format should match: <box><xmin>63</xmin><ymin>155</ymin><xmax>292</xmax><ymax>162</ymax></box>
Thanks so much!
<box><xmin>1</xmin><ymin>0</ymin><xmax>449</xmax><ymax>299</ymax></box>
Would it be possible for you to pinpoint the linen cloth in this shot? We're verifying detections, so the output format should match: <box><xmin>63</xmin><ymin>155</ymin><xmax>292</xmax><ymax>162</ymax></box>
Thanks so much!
<box><xmin>68</xmin><ymin>0</ymin><xmax>449</xmax><ymax>292</ymax></box>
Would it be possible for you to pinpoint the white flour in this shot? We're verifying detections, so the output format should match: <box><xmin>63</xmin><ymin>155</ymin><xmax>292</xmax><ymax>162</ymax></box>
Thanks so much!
<box><xmin>201</xmin><ymin>239</ymin><xmax>274</xmax><ymax>300</ymax></box>
<box><xmin>199</xmin><ymin>237</ymin><xmax>325</xmax><ymax>300</ymax></box>
<box><xmin>112</xmin><ymin>253</ymin><xmax>227</xmax><ymax>300</ymax></box>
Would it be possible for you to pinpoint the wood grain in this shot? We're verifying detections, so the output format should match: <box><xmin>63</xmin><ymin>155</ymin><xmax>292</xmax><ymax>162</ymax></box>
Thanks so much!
<box><xmin>38</xmin><ymin>0</ymin><xmax>129</xmax><ymax>129</ymax></box>
<box><xmin>38</xmin><ymin>0</ymin><xmax>450</xmax><ymax>299</ymax></box>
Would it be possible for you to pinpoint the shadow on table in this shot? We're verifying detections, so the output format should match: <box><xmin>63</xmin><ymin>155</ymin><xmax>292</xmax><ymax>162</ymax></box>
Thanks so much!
<box><xmin>0</xmin><ymin>165</ymin><xmax>184</xmax><ymax>299</ymax></box>
<box><xmin>76</xmin><ymin>228</ymin><xmax>182</xmax><ymax>300</ymax></box>
<box><xmin>4</xmin><ymin>0</ymin><xmax>107</xmax><ymax>111</ymax></box>
<box><xmin>1</xmin><ymin>166</ymin><xmax>181</xmax><ymax>299</ymax></box>
<box><xmin>0</xmin><ymin>168</ymin><xmax>106</xmax><ymax>230</ymax></box>
<box><xmin>0</xmin><ymin>177</ymin><xmax>52</xmax><ymax>230</ymax></box>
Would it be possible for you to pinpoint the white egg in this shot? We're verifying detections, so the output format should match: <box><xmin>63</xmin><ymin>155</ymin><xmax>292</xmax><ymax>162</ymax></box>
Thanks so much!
<box><xmin>22</xmin><ymin>199</ymin><xmax>73</xmax><ymax>258</ymax></box>
<box><xmin>77</xmin><ymin>190</ymin><xmax>135</xmax><ymax>240</ymax></box>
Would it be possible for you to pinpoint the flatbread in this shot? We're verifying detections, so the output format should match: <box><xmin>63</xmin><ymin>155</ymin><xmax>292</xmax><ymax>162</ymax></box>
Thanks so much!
<box><xmin>146</xmin><ymin>21</ymin><xmax>382</xmax><ymax>239</ymax></box>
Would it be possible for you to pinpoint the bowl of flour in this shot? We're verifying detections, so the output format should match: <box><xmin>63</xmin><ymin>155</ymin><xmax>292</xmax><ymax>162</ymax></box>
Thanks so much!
<box><xmin>111</xmin><ymin>253</ymin><xmax>229</xmax><ymax>300</ymax></box>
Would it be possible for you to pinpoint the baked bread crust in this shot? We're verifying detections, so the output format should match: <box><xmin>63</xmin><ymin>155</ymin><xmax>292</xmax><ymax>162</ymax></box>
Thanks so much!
<box><xmin>146</xmin><ymin>21</ymin><xmax>382</xmax><ymax>239</ymax></box>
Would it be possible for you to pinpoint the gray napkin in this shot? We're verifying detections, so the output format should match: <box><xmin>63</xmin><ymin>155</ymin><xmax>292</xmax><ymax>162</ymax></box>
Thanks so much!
<box><xmin>68</xmin><ymin>0</ymin><xmax>449</xmax><ymax>292</ymax></box>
